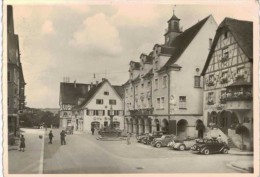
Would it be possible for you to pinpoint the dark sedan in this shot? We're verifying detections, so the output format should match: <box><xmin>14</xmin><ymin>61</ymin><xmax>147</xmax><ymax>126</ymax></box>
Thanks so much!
<box><xmin>191</xmin><ymin>138</ymin><xmax>230</xmax><ymax>155</ymax></box>
<box><xmin>142</xmin><ymin>131</ymin><xmax>167</xmax><ymax>145</ymax></box>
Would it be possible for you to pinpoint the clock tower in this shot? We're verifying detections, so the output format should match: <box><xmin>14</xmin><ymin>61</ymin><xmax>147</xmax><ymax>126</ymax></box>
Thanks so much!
<box><xmin>164</xmin><ymin>10</ymin><xmax>182</xmax><ymax>46</ymax></box>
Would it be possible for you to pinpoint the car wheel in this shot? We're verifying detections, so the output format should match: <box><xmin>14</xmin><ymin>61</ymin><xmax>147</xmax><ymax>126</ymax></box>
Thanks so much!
<box><xmin>179</xmin><ymin>144</ymin><xmax>186</xmax><ymax>151</ymax></box>
<box><xmin>223</xmin><ymin>148</ymin><xmax>229</xmax><ymax>154</ymax></box>
<box><xmin>155</xmin><ymin>142</ymin><xmax>162</xmax><ymax>148</ymax></box>
<box><xmin>203</xmin><ymin>149</ymin><xmax>210</xmax><ymax>155</ymax></box>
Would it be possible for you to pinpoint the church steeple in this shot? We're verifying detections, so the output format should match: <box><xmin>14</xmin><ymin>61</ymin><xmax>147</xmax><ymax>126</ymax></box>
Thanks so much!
<box><xmin>164</xmin><ymin>9</ymin><xmax>182</xmax><ymax>46</ymax></box>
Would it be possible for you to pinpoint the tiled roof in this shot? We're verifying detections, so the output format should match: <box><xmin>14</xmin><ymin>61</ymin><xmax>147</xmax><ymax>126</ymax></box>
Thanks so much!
<box><xmin>142</xmin><ymin>68</ymin><xmax>154</xmax><ymax>78</ymax></box>
<box><xmin>60</xmin><ymin>82</ymin><xmax>93</xmax><ymax>105</ymax></box>
<box><xmin>201</xmin><ymin>17</ymin><xmax>253</xmax><ymax>76</ymax></box>
<box><xmin>160</xmin><ymin>15</ymin><xmax>211</xmax><ymax>71</ymax></box>
<box><xmin>130</xmin><ymin>61</ymin><xmax>141</xmax><ymax>70</ymax></box>
<box><xmin>220</xmin><ymin>18</ymin><xmax>253</xmax><ymax>59</ymax></box>
<box><xmin>113</xmin><ymin>85</ymin><xmax>124</xmax><ymax>99</ymax></box>
<box><xmin>73</xmin><ymin>79</ymin><xmax>124</xmax><ymax>109</ymax></box>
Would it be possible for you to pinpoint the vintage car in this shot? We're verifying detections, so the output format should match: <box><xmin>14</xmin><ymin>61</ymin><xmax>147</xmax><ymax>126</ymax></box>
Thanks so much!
<box><xmin>151</xmin><ymin>134</ymin><xmax>176</xmax><ymax>148</ymax></box>
<box><xmin>168</xmin><ymin>137</ymin><xmax>196</xmax><ymax>151</ymax></box>
<box><xmin>142</xmin><ymin>131</ymin><xmax>167</xmax><ymax>145</ymax></box>
<box><xmin>136</xmin><ymin>133</ymin><xmax>150</xmax><ymax>143</ymax></box>
<box><xmin>191</xmin><ymin>138</ymin><xmax>230</xmax><ymax>155</ymax></box>
<box><xmin>65</xmin><ymin>125</ymin><xmax>74</xmax><ymax>135</ymax></box>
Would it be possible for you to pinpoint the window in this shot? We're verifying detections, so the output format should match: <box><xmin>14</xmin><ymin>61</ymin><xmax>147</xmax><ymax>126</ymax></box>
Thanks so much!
<box><xmin>96</xmin><ymin>99</ymin><xmax>103</xmax><ymax>105</ymax></box>
<box><xmin>135</xmin><ymin>85</ymin><xmax>138</xmax><ymax>93</ymax></box>
<box><xmin>125</xmin><ymin>89</ymin><xmax>128</xmax><ymax>95</ymax></box>
<box><xmin>162</xmin><ymin>76</ymin><xmax>167</xmax><ymax>88</ymax></box>
<box><xmin>141</xmin><ymin>84</ymin><xmax>144</xmax><ymax>89</ymax></box>
<box><xmin>222</xmin><ymin>48</ymin><xmax>229</xmax><ymax>58</ymax></box>
<box><xmin>161</xmin><ymin>97</ymin><xmax>165</xmax><ymax>109</ymax></box>
<box><xmin>64</xmin><ymin>112</ymin><xmax>68</xmax><ymax>117</ymax></box>
<box><xmin>104</xmin><ymin>91</ymin><xmax>109</xmax><ymax>95</ymax></box>
<box><xmin>8</xmin><ymin>71</ymin><xmax>10</xmax><ymax>82</ymax></box>
<box><xmin>209</xmin><ymin>75</ymin><xmax>214</xmax><ymax>82</ymax></box>
<box><xmin>109</xmin><ymin>99</ymin><xmax>116</xmax><ymax>105</ymax></box>
<box><xmin>157</xmin><ymin>98</ymin><xmax>160</xmax><ymax>109</ymax></box>
<box><xmin>208</xmin><ymin>92</ymin><xmax>215</xmax><ymax>105</ymax></box>
<box><xmin>209</xmin><ymin>38</ymin><xmax>212</xmax><ymax>49</ymax></box>
<box><xmin>224</xmin><ymin>31</ymin><xmax>228</xmax><ymax>39</ymax></box>
<box><xmin>154</xmin><ymin>61</ymin><xmax>159</xmax><ymax>70</ymax></box>
<box><xmin>97</xmin><ymin>110</ymin><xmax>104</xmax><ymax>116</ymax></box>
<box><xmin>147</xmin><ymin>81</ymin><xmax>151</xmax><ymax>88</ymax></box>
<box><xmin>194</xmin><ymin>76</ymin><xmax>201</xmax><ymax>88</ymax></box>
<box><xmin>155</xmin><ymin>79</ymin><xmax>158</xmax><ymax>90</ymax></box>
<box><xmin>87</xmin><ymin>110</ymin><xmax>95</xmax><ymax>116</ymax></box>
<box><xmin>179</xmin><ymin>96</ymin><xmax>187</xmax><ymax>109</ymax></box>
<box><xmin>237</xmin><ymin>67</ymin><xmax>244</xmax><ymax>75</ymax></box>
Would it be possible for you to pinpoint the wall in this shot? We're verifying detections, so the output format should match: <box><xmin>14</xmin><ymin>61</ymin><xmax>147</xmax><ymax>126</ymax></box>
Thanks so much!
<box><xmin>82</xmin><ymin>82</ymin><xmax>124</xmax><ymax>132</ymax></box>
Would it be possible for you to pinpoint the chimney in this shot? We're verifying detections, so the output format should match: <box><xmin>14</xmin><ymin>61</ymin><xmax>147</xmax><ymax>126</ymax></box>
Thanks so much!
<box><xmin>102</xmin><ymin>78</ymin><xmax>107</xmax><ymax>82</ymax></box>
<box><xmin>91</xmin><ymin>82</ymin><xmax>93</xmax><ymax>88</ymax></box>
<box><xmin>74</xmin><ymin>80</ymin><xmax>76</xmax><ymax>88</ymax></box>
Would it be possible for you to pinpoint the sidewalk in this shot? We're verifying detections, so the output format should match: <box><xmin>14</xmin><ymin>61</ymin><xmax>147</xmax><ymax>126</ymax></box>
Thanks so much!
<box><xmin>228</xmin><ymin>148</ymin><xmax>253</xmax><ymax>156</ymax></box>
<box><xmin>227</xmin><ymin>160</ymin><xmax>254</xmax><ymax>173</ymax></box>
<box><xmin>8</xmin><ymin>128</ymin><xmax>45</xmax><ymax>174</ymax></box>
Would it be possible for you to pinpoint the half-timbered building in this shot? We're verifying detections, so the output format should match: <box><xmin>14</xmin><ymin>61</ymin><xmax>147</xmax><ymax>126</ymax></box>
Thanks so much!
<box><xmin>201</xmin><ymin>18</ymin><xmax>253</xmax><ymax>150</ymax></box>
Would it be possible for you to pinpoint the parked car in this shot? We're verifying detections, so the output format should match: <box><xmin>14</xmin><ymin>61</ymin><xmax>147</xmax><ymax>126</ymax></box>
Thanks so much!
<box><xmin>142</xmin><ymin>131</ymin><xmax>167</xmax><ymax>145</ymax></box>
<box><xmin>191</xmin><ymin>138</ymin><xmax>230</xmax><ymax>155</ymax></box>
<box><xmin>151</xmin><ymin>134</ymin><xmax>176</xmax><ymax>148</ymax></box>
<box><xmin>136</xmin><ymin>133</ymin><xmax>150</xmax><ymax>143</ymax></box>
<box><xmin>66</xmin><ymin>125</ymin><xmax>74</xmax><ymax>135</ymax></box>
<box><xmin>168</xmin><ymin>137</ymin><xmax>196</xmax><ymax>151</ymax></box>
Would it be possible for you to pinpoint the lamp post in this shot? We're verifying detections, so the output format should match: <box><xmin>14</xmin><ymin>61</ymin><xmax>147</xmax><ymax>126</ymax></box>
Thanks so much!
<box><xmin>110</xmin><ymin>105</ymin><xmax>114</xmax><ymax>129</ymax></box>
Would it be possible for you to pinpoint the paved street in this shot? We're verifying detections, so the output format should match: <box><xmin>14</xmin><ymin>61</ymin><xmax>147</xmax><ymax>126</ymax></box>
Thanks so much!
<box><xmin>43</xmin><ymin>129</ymin><xmax>253</xmax><ymax>174</ymax></box>
<box><xmin>8</xmin><ymin>128</ymin><xmax>45</xmax><ymax>174</ymax></box>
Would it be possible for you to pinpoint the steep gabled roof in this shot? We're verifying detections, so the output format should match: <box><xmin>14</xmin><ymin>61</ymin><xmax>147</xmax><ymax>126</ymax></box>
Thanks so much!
<box><xmin>74</xmin><ymin>79</ymin><xmax>124</xmax><ymax>109</ymax></box>
<box><xmin>113</xmin><ymin>85</ymin><xmax>124</xmax><ymax>99</ymax></box>
<box><xmin>130</xmin><ymin>61</ymin><xmax>141</xmax><ymax>70</ymax></box>
<box><xmin>160</xmin><ymin>15</ymin><xmax>211</xmax><ymax>71</ymax></box>
<box><xmin>60</xmin><ymin>82</ymin><xmax>93</xmax><ymax>105</ymax></box>
<box><xmin>201</xmin><ymin>18</ymin><xmax>253</xmax><ymax>76</ymax></box>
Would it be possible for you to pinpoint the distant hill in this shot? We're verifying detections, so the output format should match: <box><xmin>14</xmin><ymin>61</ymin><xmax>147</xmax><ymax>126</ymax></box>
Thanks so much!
<box><xmin>39</xmin><ymin>108</ymin><xmax>60</xmax><ymax>115</ymax></box>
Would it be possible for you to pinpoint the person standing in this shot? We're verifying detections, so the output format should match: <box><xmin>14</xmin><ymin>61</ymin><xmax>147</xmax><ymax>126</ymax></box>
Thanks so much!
<box><xmin>91</xmin><ymin>127</ymin><xmax>94</xmax><ymax>135</ymax></box>
<box><xmin>19</xmin><ymin>135</ymin><xmax>25</xmax><ymax>152</ymax></box>
<box><xmin>126</xmin><ymin>133</ymin><xmax>131</xmax><ymax>145</ymax></box>
<box><xmin>49</xmin><ymin>130</ymin><xmax>54</xmax><ymax>144</ymax></box>
<box><xmin>60</xmin><ymin>130</ymin><xmax>66</xmax><ymax>145</ymax></box>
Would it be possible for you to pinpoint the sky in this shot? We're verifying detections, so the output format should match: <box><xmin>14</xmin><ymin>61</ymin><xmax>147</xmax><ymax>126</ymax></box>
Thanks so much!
<box><xmin>4</xmin><ymin>1</ymin><xmax>257</xmax><ymax>108</ymax></box>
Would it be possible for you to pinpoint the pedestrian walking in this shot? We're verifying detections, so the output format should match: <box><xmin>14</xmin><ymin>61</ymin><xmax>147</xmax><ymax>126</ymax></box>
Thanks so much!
<box><xmin>60</xmin><ymin>130</ymin><xmax>66</xmax><ymax>145</ymax></box>
<box><xmin>19</xmin><ymin>135</ymin><xmax>25</xmax><ymax>152</ymax></box>
<box><xmin>126</xmin><ymin>133</ymin><xmax>131</xmax><ymax>145</ymax></box>
<box><xmin>91</xmin><ymin>127</ymin><xmax>94</xmax><ymax>135</ymax></box>
<box><xmin>49</xmin><ymin>130</ymin><xmax>54</xmax><ymax>144</ymax></box>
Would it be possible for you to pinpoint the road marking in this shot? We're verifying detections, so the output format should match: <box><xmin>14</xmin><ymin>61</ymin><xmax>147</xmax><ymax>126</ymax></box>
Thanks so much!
<box><xmin>38</xmin><ymin>130</ymin><xmax>45</xmax><ymax>174</ymax></box>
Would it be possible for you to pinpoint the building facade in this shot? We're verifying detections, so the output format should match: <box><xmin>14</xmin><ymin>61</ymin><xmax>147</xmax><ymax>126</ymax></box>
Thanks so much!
<box><xmin>123</xmin><ymin>11</ymin><xmax>218</xmax><ymax>138</ymax></box>
<box><xmin>71</xmin><ymin>79</ymin><xmax>124</xmax><ymax>133</ymax></box>
<box><xmin>59</xmin><ymin>81</ymin><xmax>94</xmax><ymax>129</ymax></box>
<box><xmin>7</xmin><ymin>5</ymin><xmax>26</xmax><ymax>139</ymax></box>
<box><xmin>201</xmin><ymin>18</ymin><xmax>253</xmax><ymax>150</ymax></box>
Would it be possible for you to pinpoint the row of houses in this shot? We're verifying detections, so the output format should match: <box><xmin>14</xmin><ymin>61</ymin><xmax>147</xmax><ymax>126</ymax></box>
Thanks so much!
<box><xmin>59</xmin><ymin>10</ymin><xmax>253</xmax><ymax>150</ymax></box>
<box><xmin>7</xmin><ymin>5</ymin><xmax>26</xmax><ymax>142</ymax></box>
<box><xmin>122</xmin><ymin>11</ymin><xmax>253</xmax><ymax>150</ymax></box>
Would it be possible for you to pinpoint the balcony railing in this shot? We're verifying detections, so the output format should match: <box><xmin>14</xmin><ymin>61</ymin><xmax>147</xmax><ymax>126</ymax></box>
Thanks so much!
<box><xmin>220</xmin><ymin>97</ymin><xmax>227</xmax><ymax>104</ymax></box>
<box><xmin>220</xmin><ymin>78</ymin><xmax>228</xmax><ymax>84</ymax></box>
<box><xmin>129</xmin><ymin>108</ymin><xmax>154</xmax><ymax>116</ymax></box>
<box><xmin>206</xmin><ymin>81</ymin><xmax>215</xmax><ymax>87</ymax></box>
<box><xmin>207</xmin><ymin>100</ymin><xmax>215</xmax><ymax>105</ymax></box>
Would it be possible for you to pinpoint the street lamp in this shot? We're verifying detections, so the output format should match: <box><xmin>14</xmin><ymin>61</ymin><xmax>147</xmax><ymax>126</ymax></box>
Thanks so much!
<box><xmin>110</xmin><ymin>105</ymin><xmax>114</xmax><ymax>129</ymax></box>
